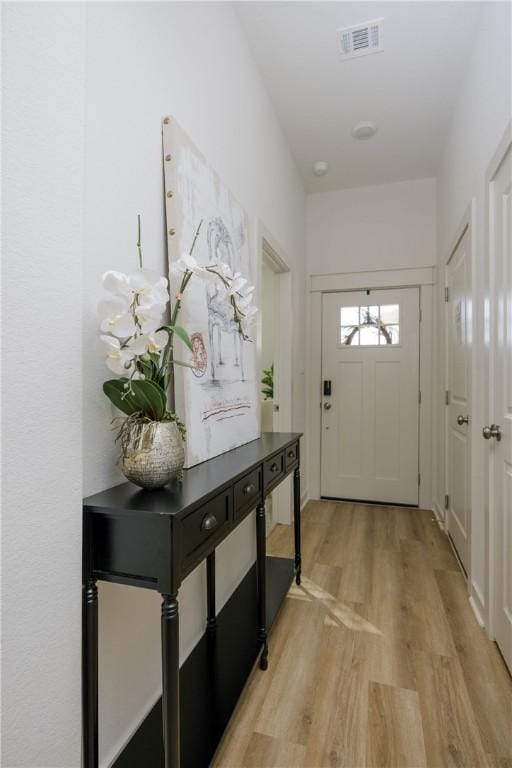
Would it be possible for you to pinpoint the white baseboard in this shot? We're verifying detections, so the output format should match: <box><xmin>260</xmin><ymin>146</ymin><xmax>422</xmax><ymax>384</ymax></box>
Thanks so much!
<box><xmin>469</xmin><ymin>593</ymin><xmax>485</xmax><ymax>628</ymax></box>
<box><xmin>301</xmin><ymin>488</ymin><xmax>309</xmax><ymax>510</ymax></box>
<box><xmin>432</xmin><ymin>500</ymin><xmax>446</xmax><ymax>531</ymax></box>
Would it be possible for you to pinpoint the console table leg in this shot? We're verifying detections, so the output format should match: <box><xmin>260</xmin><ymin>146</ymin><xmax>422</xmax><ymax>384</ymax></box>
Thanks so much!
<box><xmin>161</xmin><ymin>594</ymin><xmax>180</xmax><ymax>768</ymax></box>
<box><xmin>206</xmin><ymin>551</ymin><xmax>216</xmax><ymax>633</ymax></box>
<box><xmin>293</xmin><ymin>466</ymin><xmax>302</xmax><ymax>585</ymax></box>
<box><xmin>256</xmin><ymin>501</ymin><xmax>268</xmax><ymax>670</ymax></box>
<box><xmin>82</xmin><ymin>578</ymin><xmax>98</xmax><ymax>768</ymax></box>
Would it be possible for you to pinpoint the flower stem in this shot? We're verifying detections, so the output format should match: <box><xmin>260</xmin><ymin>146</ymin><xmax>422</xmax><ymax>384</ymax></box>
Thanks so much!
<box><xmin>137</xmin><ymin>214</ymin><xmax>143</xmax><ymax>268</ymax></box>
<box><xmin>163</xmin><ymin>221</ymin><xmax>203</xmax><ymax>398</ymax></box>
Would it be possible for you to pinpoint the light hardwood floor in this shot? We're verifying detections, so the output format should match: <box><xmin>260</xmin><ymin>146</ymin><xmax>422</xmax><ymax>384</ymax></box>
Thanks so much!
<box><xmin>213</xmin><ymin>500</ymin><xmax>512</xmax><ymax>768</ymax></box>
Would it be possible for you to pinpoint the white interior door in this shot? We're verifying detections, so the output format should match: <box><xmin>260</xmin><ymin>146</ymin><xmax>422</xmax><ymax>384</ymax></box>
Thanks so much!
<box><xmin>446</xmin><ymin>226</ymin><xmax>472</xmax><ymax>575</ymax></box>
<box><xmin>489</xmin><ymin>143</ymin><xmax>512</xmax><ymax>672</ymax></box>
<box><xmin>321</xmin><ymin>288</ymin><xmax>420</xmax><ymax>505</ymax></box>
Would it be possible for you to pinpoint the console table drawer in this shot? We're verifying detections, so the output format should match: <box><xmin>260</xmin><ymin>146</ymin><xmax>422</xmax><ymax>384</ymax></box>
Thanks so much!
<box><xmin>264</xmin><ymin>452</ymin><xmax>285</xmax><ymax>492</ymax></box>
<box><xmin>234</xmin><ymin>467</ymin><xmax>262</xmax><ymax>519</ymax></box>
<box><xmin>182</xmin><ymin>491</ymin><xmax>231</xmax><ymax>566</ymax></box>
<box><xmin>285</xmin><ymin>441</ymin><xmax>299</xmax><ymax>469</ymax></box>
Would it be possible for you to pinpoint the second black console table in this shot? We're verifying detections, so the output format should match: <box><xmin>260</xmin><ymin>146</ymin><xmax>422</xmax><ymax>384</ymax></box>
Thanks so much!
<box><xmin>82</xmin><ymin>432</ymin><xmax>302</xmax><ymax>768</ymax></box>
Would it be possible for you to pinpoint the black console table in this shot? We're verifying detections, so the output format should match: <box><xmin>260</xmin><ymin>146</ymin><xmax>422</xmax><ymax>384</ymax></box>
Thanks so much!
<box><xmin>82</xmin><ymin>432</ymin><xmax>302</xmax><ymax>768</ymax></box>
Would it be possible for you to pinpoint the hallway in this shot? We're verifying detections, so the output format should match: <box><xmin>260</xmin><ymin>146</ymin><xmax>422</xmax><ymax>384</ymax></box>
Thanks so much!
<box><xmin>214</xmin><ymin>501</ymin><xmax>512</xmax><ymax>768</ymax></box>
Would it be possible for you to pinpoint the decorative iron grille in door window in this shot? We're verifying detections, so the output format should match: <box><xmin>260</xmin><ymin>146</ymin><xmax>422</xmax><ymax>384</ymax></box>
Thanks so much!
<box><xmin>340</xmin><ymin>304</ymin><xmax>400</xmax><ymax>346</ymax></box>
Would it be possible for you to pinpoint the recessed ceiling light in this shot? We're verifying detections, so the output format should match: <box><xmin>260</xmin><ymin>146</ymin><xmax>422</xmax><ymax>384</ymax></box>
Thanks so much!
<box><xmin>352</xmin><ymin>121</ymin><xmax>378</xmax><ymax>140</ymax></box>
<box><xmin>313</xmin><ymin>160</ymin><xmax>329</xmax><ymax>176</ymax></box>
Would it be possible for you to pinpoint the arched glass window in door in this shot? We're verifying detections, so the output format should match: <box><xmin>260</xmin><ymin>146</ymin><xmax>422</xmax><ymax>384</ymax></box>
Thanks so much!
<box><xmin>340</xmin><ymin>304</ymin><xmax>400</xmax><ymax>346</ymax></box>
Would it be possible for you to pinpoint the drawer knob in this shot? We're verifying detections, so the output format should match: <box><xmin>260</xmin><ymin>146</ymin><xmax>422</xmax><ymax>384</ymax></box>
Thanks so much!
<box><xmin>287</xmin><ymin>450</ymin><xmax>295</xmax><ymax>458</ymax></box>
<box><xmin>270</xmin><ymin>462</ymin><xmax>279</xmax><ymax>472</ymax></box>
<box><xmin>201</xmin><ymin>513</ymin><xmax>218</xmax><ymax>531</ymax></box>
<box><xmin>243</xmin><ymin>483</ymin><xmax>255</xmax><ymax>495</ymax></box>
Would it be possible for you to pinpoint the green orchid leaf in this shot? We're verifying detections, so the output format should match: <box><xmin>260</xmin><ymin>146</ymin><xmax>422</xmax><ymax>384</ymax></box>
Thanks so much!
<box><xmin>172</xmin><ymin>359</ymin><xmax>197</xmax><ymax>369</ymax></box>
<box><xmin>171</xmin><ymin>326</ymin><xmax>194</xmax><ymax>352</ymax></box>
<box><xmin>159</xmin><ymin>324</ymin><xmax>194</xmax><ymax>352</ymax></box>
<box><xmin>131</xmin><ymin>379</ymin><xmax>167</xmax><ymax>420</ymax></box>
<box><xmin>103</xmin><ymin>380</ymin><xmax>139</xmax><ymax>416</ymax></box>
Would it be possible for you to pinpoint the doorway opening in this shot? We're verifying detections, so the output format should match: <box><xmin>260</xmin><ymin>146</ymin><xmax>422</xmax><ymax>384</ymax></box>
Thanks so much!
<box><xmin>259</xmin><ymin>228</ymin><xmax>293</xmax><ymax>531</ymax></box>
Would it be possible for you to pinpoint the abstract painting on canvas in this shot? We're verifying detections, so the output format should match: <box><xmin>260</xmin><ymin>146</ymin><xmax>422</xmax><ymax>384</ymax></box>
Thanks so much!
<box><xmin>162</xmin><ymin>117</ymin><xmax>260</xmax><ymax>467</ymax></box>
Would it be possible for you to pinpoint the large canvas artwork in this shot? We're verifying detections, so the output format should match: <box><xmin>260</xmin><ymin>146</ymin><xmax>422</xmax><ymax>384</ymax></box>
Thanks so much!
<box><xmin>162</xmin><ymin>117</ymin><xmax>260</xmax><ymax>467</ymax></box>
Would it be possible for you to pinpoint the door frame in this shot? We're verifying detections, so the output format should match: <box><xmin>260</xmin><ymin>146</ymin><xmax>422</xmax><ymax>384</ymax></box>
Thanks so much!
<box><xmin>256</xmin><ymin>219</ymin><xmax>293</xmax><ymax>525</ymax></box>
<box><xmin>308</xmin><ymin>266</ymin><xmax>435</xmax><ymax>509</ymax></box>
<box><xmin>486</xmin><ymin>122</ymin><xmax>512</xmax><ymax>640</ymax></box>
<box><xmin>444</xmin><ymin>202</ymin><xmax>475</xmax><ymax>585</ymax></box>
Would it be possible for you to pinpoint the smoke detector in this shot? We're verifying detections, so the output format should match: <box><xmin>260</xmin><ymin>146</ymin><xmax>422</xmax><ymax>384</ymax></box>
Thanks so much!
<box><xmin>352</xmin><ymin>121</ymin><xmax>378</xmax><ymax>140</ymax></box>
<box><xmin>312</xmin><ymin>161</ymin><xmax>329</xmax><ymax>177</ymax></box>
<box><xmin>337</xmin><ymin>19</ymin><xmax>384</xmax><ymax>61</ymax></box>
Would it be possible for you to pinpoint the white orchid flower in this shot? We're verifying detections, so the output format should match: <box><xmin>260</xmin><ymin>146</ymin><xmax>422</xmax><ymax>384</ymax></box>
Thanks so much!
<box><xmin>98</xmin><ymin>297</ymin><xmax>136</xmax><ymax>338</ymax></box>
<box><xmin>228</xmin><ymin>275</ymin><xmax>247</xmax><ymax>296</ymax></box>
<box><xmin>134</xmin><ymin>303</ymin><xmax>166</xmax><ymax>334</ymax></box>
<box><xmin>243</xmin><ymin>305</ymin><xmax>258</xmax><ymax>321</ymax></box>
<box><xmin>103</xmin><ymin>270</ymin><xmax>130</xmax><ymax>297</ymax></box>
<box><xmin>238</xmin><ymin>285</ymin><xmax>255</xmax><ymax>308</ymax></box>
<box><xmin>98</xmin><ymin>335</ymin><xmax>136</xmax><ymax>375</ymax></box>
<box><xmin>171</xmin><ymin>253</ymin><xmax>214</xmax><ymax>281</ymax></box>
<box><xmin>128</xmin><ymin>330</ymin><xmax>168</xmax><ymax>357</ymax></box>
<box><xmin>128</xmin><ymin>269</ymin><xmax>169</xmax><ymax>305</ymax></box>
<box><xmin>216</xmin><ymin>262</ymin><xmax>233</xmax><ymax>279</ymax></box>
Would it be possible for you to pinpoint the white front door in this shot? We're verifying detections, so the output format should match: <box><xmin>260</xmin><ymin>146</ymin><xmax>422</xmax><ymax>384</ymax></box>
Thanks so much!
<box><xmin>489</xmin><ymin>143</ymin><xmax>512</xmax><ymax>672</ymax></box>
<box><xmin>321</xmin><ymin>288</ymin><xmax>420</xmax><ymax>505</ymax></box>
<box><xmin>446</xmin><ymin>226</ymin><xmax>472</xmax><ymax>574</ymax></box>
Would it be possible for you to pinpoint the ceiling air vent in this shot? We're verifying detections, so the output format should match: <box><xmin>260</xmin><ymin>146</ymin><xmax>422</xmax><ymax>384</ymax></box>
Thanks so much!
<box><xmin>337</xmin><ymin>18</ymin><xmax>384</xmax><ymax>61</ymax></box>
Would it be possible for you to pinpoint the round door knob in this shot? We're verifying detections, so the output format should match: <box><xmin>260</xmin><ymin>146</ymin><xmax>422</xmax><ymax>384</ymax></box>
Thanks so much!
<box><xmin>457</xmin><ymin>415</ymin><xmax>469</xmax><ymax>425</ymax></box>
<box><xmin>323</xmin><ymin>402</ymin><xmax>332</xmax><ymax>410</ymax></box>
<box><xmin>482</xmin><ymin>424</ymin><xmax>502</xmax><ymax>441</ymax></box>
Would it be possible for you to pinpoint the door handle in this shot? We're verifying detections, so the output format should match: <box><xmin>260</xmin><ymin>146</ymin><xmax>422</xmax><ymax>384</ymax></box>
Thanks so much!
<box><xmin>457</xmin><ymin>415</ymin><xmax>469</xmax><ymax>425</ymax></box>
<box><xmin>482</xmin><ymin>424</ymin><xmax>502</xmax><ymax>441</ymax></box>
<box><xmin>323</xmin><ymin>402</ymin><xmax>332</xmax><ymax>410</ymax></box>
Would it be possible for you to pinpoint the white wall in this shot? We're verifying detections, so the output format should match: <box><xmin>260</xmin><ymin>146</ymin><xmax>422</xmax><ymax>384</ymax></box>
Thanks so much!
<box><xmin>83</xmin><ymin>3</ymin><xmax>305</xmax><ymax>765</ymax></box>
<box><xmin>2</xmin><ymin>3</ymin><xmax>86</xmax><ymax>766</ymax></box>
<box><xmin>306</xmin><ymin>177</ymin><xmax>437</xmax><ymax>275</ymax></box>
<box><xmin>434</xmin><ymin>1</ymin><xmax>511</xmax><ymax>627</ymax></box>
<box><xmin>2</xmin><ymin>3</ymin><xmax>305</xmax><ymax>766</ymax></box>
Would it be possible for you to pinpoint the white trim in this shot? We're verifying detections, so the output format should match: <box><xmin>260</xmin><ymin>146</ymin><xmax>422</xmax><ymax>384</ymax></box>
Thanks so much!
<box><xmin>443</xmin><ymin>201</ymin><xmax>475</xmax><ymax>600</ymax></box>
<box><xmin>432</xmin><ymin>499</ymin><xmax>486</xmax><ymax>629</ymax></box>
<box><xmin>485</xmin><ymin>121</ymin><xmax>512</xmax><ymax>640</ymax></box>
<box><xmin>256</xmin><ymin>219</ymin><xmax>294</xmax><ymax>525</ymax></box>
<box><xmin>308</xmin><ymin>291</ymin><xmax>322</xmax><ymax>500</ymax></box>
<box><xmin>469</xmin><ymin>595</ymin><xmax>485</xmax><ymax>628</ymax></box>
<box><xmin>308</xmin><ymin>266</ymin><xmax>434</xmax><ymax>505</ymax></box>
<box><xmin>432</xmin><ymin>500</ymin><xmax>446</xmax><ymax>530</ymax></box>
<box><xmin>419</xmin><ymin>284</ymin><xmax>434</xmax><ymax>510</ymax></box>
<box><xmin>310</xmin><ymin>266</ymin><xmax>435</xmax><ymax>293</ymax></box>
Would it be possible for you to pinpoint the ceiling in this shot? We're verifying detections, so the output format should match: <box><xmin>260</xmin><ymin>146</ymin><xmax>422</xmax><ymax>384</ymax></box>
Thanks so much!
<box><xmin>235</xmin><ymin>2</ymin><xmax>482</xmax><ymax>192</ymax></box>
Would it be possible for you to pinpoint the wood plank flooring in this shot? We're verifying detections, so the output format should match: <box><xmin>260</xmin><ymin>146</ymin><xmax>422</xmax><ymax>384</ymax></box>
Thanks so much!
<box><xmin>213</xmin><ymin>500</ymin><xmax>512</xmax><ymax>768</ymax></box>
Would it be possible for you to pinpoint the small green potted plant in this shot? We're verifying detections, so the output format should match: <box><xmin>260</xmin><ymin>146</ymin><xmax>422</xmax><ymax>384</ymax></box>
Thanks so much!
<box><xmin>261</xmin><ymin>364</ymin><xmax>274</xmax><ymax>401</ymax></box>
<box><xmin>97</xmin><ymin>218</ymin><xmax>257</xmax><ymax>488</ymax></box>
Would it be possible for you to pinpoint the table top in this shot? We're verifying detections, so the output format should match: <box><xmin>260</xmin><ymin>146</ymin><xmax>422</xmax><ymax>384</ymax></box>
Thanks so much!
<box><xmin>83</xmin><ymin>432</ymin><xmax>301</xmax><ymax>518</ymax></box>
